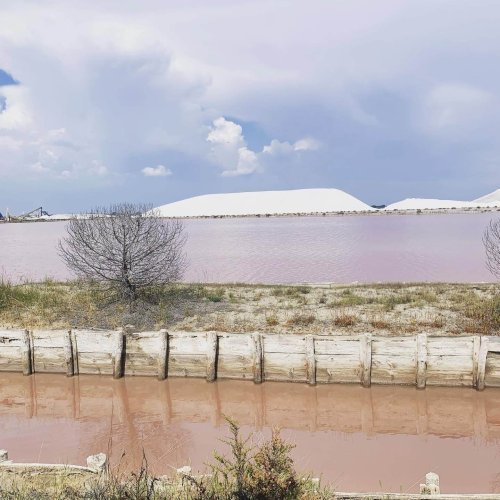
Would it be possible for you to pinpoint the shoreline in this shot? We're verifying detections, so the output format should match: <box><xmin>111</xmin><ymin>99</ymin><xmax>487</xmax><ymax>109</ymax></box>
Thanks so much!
<box><xmin>1</xmin><ymin>205</ymin><xmax>499</xmax><ymax>223</ymax></box>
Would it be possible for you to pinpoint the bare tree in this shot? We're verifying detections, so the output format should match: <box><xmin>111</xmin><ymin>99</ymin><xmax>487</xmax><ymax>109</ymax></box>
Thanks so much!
<box><xmin>59</xmin><ymin>203</ymin><xmax>186</xmax><ymax>302</ymax></box>
<box><xmin>483</xmin><ymin>218</ymin><xmax>500</xmax><ymax>279</ymax></box>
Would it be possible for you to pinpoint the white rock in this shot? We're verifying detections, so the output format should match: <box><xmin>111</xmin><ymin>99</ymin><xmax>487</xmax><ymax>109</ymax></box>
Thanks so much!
<box><xmin>176</xmin><ymin>465</ymin><xmax>192</xmax><ymax>476</ymax></box>
<box><xmin>86</xmin><ymin>453</ymin><xmax>108</xmax><ymax>472</ymax></box>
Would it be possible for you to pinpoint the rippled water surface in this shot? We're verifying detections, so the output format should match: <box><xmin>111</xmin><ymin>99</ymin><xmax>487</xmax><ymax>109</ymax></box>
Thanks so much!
<box><xmin>0</xmin><ymin>374</ymin><xmax>499</xmax><ymax>493</ymax></box>
<box><xmin>0</xmin><ymin>213</ymin><xmax>496</xmax><ymax>283</ymax></box>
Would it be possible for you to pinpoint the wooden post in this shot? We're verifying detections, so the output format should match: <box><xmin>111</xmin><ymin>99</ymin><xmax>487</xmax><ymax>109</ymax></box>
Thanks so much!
<box><xmin>206</xmin><ymin>332</ymin><xmax>218</xmax><ymax>382</ymax></box>
<box><xmin>477</xmin><ymin>337</ymin><xmax>489</xmax><ymax>391</ymax></box>
<box><xmin>71</xmin><ymin>329</ymin><xmax>79</xmax><ymax>375</ymax></box>
<box><xmin>113</xmin><ymin>329</ymin><xmax>124</xmax><ymax>379</ymax></box>
<box><xmin>251</xmin><ymin>333</ymin><xmax>263</xmax><ymax>384</ymax></box>
<box><xmin>21</xmin><ymin>329</ymin><xmax>32</xmax><ymax>376</ymax></box>
<box><xmin>63</xmin><ymin>329</ymin><xmax>74</xmax><ymax>377</ymax></box>
<box><xmin>305</xmin><ymin>335</ymin><xmax>316</xmax><ymax>385</ymax></box>
<box><xmin>420</xmin><ymin>471</ymin><xmax>440</xmax><ymax>495</ymax></box>
<box><xmin>158</xmin><ymin>329</ymin><xmax>169</xmax><ymax>380</ymax></box>
<box><xmin>416</xmin><ymin>333</ymin><xmax>427</xmax><ymax>389</ymax></box>
<box><xmin>472</xmin><ymin>336</ymin><xmax>481</xmax><ymax>388</ymax></box>
<box><xmin>359</xmin><ymin>334</ymin><xmax>372</xmax><ymax>388</ymax></box>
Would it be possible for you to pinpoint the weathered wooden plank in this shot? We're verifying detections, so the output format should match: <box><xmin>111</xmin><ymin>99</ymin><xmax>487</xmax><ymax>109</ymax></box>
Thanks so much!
<box><xmin>263</xmin><ymin>352</ymin><xmax>307</xmax><ymax>382</ymax></box>
<box><xmin>359</xmin><ymin>334</ymin><xmax>372</xmax><ymax>387</ymax></box>
<box><xmin>217</xmin><ymin>354</ymin><xmax>254</xmax><ymax>380</ymax></box>
<box><xmin>305</xmin><ymin>335</ymin><xmax>316</xmax><ymax>385</ymax></box>
<box><xmin>263</xmin><ymin>334</ymin><xmax>305</xmax><ymax>354</ymax></box>
<box><xmin>0</xmin><ymin>354</ymin><xmax>23</xmax><ymax>371</ymax></box>
<box><xmin>427</xmin><ymin>336</ymin><xmax>474</xmax><ymax>356</ymax></box>
<box><xmin>125</xmin><ymin>331</ymin><xmax>162</xmax><ymax>355</ymax></box>
<box><xmin>168</xmin><ymin>354</ymin><xmax>207</xmax><ymax>378</ymax></box>
<box><xmin>72</xmin><ymin>330</ymin><xmax>116</xmax><ymax>353</ymax></box>
<box><xmin>169</xmin><ymin>332</ymin><xmax>210</xmax><ymax>355</ymax></box>
<box><xmin>314</xmin><ymin>337</ymin><xmax>360</xmax><ymax>355</ymax></box>
<box><xmin>0</xmin><ymin>329</ymin><xmax>25</xmax><ymax>347</ymax></box>
<box><xmin>426</xmin><ymin>353</ymin><xmax>474</xmax><ymax>386</ymax></box>
<box><xmin>33</xmin><ymin>349</ymin><xmax>68</xmax><ymax>374</ymax></box>
<box><xmin>315</xmin><ymin>354</ymin><xmax>360</xmax><ymax>384</ymax></box>
<box><xmin>206</xmin><ymin>332</ymin><xmax>218</xmax><ymax>382</ymax></box>
<box><xmin>371</xmin><ymin>337</ymin><xmax>416</xmax><ymax>355</ymax></box>
<box><xmin>218</xmin><ymin>334</ymin><xmax>252</xmax><ymax>356</ymax></box>
<box><xmin>416</xmin><ymin>333</ymin><xmax>427</xmax><ymax>389</ymax></box>
<box><xmin>250</xmin><ymin>333</ymin><xmax>263</xmax><ymax>383</ymax></box>
<box><xmin>485</xmin><ymin>352</ymin><xmax>500</xmax><ymax>388</ymax></box>
<box><xmin>30</xmin><ymin>330</ymin><xmax>68</xmax><ymax>347</ymax></box>
<box><xmin>124</xmin><ymin>352</ymin><xmax>158</xmax><ymax>376</ymax></box>
<box><xmin>77</xmin><ymin>352</ymin><xmax>114</xmax><ymax>375</ymax></box>
<box><xmin>0</xmin><ymin>345</ymin><xmax>22</xmax><ymax>356</ymax></box>
<box><xmin>371</xmin><ymin>357</ymin><xmax>416</xmax><ymax>385</ymax></box>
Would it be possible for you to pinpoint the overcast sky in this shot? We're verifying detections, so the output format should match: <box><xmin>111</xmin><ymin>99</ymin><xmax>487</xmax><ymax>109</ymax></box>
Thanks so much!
<box><xmin>1</xmin><ymin>0</ymin><xmax>499</xmax><ymax>213</ymax></box>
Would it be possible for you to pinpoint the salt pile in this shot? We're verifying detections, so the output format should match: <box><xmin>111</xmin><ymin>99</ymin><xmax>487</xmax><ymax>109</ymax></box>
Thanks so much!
<box><xmin>384</xmin><ymin>198</ymin><xmax>485</xmax><ymax>211</ymax></box>
<box><xmin>473</xmin><ymin>189</ymin><xmax>500</xmax><ymax>206</ymax></box>
<box><xmin>154</xmin><ymin>188</ymin><xmax>374</xmax><ymax>217</ymax></box>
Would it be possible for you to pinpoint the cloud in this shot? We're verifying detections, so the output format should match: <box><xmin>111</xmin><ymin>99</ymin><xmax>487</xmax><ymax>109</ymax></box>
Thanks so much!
<box><xmin>263</xmin><ymin>137</ymin><xmax>321</xmax><ymax>156</ymax></box>
<box><xmin>0</xmin><ymin>1</ymin><xmax>500</xmax><ymax>209</ymax></box>
<box><xmin>207</xmin><ymin>117</ymin><xmax>319</xmax><ymax>176</ymax></box>
<box><xmin>207</xmin><ymin>117</ymin><xmax>260</xmax><ymax>176</ymax></box>
<box><xmin>142</xmin><ymin>164</ymin><xmax>172</xmax><ymax>177</ymax></box>
<box><xmin>293</xmin><ymin>137</ymin><xmax>321</xmax><ymax>151</ymax></box>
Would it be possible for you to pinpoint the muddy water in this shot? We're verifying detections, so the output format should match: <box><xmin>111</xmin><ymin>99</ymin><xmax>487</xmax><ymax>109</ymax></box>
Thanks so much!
<box><xmin>0</xmin><ymin>374</ymin><xmax>499</xmax><ymax>493</ymax></box>
<box><xmin>0</xmin><ymin>213</ymin><xmax>497</xmax><ymax>283</ymax></box>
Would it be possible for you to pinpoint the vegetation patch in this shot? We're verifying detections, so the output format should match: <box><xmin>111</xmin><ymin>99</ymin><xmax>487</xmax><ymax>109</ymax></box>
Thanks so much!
<box><xmin>0</xmin><ymin>280</ymin><xmax>498</xmax><ymax>336</ymax></box>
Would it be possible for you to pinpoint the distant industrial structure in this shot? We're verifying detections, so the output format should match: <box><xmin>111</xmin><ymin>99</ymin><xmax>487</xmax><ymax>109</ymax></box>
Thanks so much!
<box><xmin>0</xmin><ymin>207</ymin><xmax>51</xmax><ymax>222</ymax></box>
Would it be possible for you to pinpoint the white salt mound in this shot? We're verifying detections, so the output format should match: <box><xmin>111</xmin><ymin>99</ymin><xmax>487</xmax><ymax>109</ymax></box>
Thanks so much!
<box><xmin>473</xmin><ymin>189</ymin><xmax>500</xmax><ymax>206</ymax></box>
<box><xmin>384</xmin><ymin>198</ymin><xmax>485</xmax><ymax>211</ymax></box>
<box><xmin>154</xmin><ymin>188</ymin><xmax>374</xmax><ymax>217</ymax></box>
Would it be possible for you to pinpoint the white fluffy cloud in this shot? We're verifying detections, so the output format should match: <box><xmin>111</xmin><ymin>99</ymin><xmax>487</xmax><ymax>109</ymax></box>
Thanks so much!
<box><xmin>263</xmin><ymin>137</ymin><xmax>321</xmax><ymax>156</ymax></box>
<box><xmin>207</xmin><ymin>117</ymin><xmax>319</xmax><ymax>176</ymax></box>
<box><xmin>142</xmin><ymin>165</ymin><xmax>172</xmax><ymax>177</ymax></box>
<box><xmin>207</xmin><ymin>117</ymin><xmax>260</xmax><ymax>176</ymax></box>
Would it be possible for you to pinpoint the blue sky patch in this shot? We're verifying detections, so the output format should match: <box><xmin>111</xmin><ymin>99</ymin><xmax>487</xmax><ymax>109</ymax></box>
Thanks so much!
<box><xmin>0</xmin><ymin>69</ymin><xmax>19</xmax><ymax>86</ymax></box>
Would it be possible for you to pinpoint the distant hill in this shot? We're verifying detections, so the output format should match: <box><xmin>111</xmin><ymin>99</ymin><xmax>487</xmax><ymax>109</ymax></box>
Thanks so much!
<box><xmin>154</xmin><ymin>188</ymin><xmax>374</xmax><ymax>217</ymax></box>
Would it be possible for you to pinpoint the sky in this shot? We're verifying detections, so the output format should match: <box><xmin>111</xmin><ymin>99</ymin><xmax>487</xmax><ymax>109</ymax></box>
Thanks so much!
<box><xmin>1</xmin><ymin>0</ymin><xmax>500</xmax><ymax>213</ymax></box>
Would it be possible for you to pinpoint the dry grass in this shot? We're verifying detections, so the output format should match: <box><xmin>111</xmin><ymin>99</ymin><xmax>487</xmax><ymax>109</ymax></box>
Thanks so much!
<box><xmin>0</xmin><ymin>279</ymin><xmax>498</xmax><ymax>336</ymax></box>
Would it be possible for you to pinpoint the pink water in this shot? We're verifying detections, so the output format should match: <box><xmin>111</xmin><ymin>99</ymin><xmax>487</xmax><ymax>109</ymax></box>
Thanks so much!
<box><xmin>0</xmin><ymin>374</ymin><xmax>499</xmax><ymax>493</ymax></box>
<box><xmin>0</xmin><ymin>213</ymin><xmax>497</xmax><ymax>283</ymax></box>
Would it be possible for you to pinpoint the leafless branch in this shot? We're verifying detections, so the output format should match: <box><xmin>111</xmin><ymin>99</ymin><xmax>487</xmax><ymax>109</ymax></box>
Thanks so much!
<box><xmin>59</xmin><ymin>203</ymin><xmax>187</xmax><ymax>302</ymax></box>
<box><xmin>483</xmin><ymin>218</ymin><xmax>500</xmax><ymax>279</ymax></box>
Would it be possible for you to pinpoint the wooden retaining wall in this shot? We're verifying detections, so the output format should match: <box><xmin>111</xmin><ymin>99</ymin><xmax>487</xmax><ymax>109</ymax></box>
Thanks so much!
<box><xmin>1</xmin><ymin>329</ymin><xmax>500</xmax><ymax>389</ymax></box>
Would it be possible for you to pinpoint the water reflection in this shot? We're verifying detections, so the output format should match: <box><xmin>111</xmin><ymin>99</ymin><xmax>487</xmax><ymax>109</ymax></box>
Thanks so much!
<box><xmin>0</xmin><ymin>374</ymin><xmax>499</xmax><ymax>493</ymax></box>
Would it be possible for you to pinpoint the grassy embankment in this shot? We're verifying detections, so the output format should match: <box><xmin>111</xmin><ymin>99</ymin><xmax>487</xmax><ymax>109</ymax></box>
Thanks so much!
<box><xmin>0</xmin><ymin>420</ymin><xmax>332</xmax><ymax>499</ymax></box>
<box><xmin>0</xmin><ymin>279</ymin><xmax>498</xmax><ymax>335</ymax></box>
